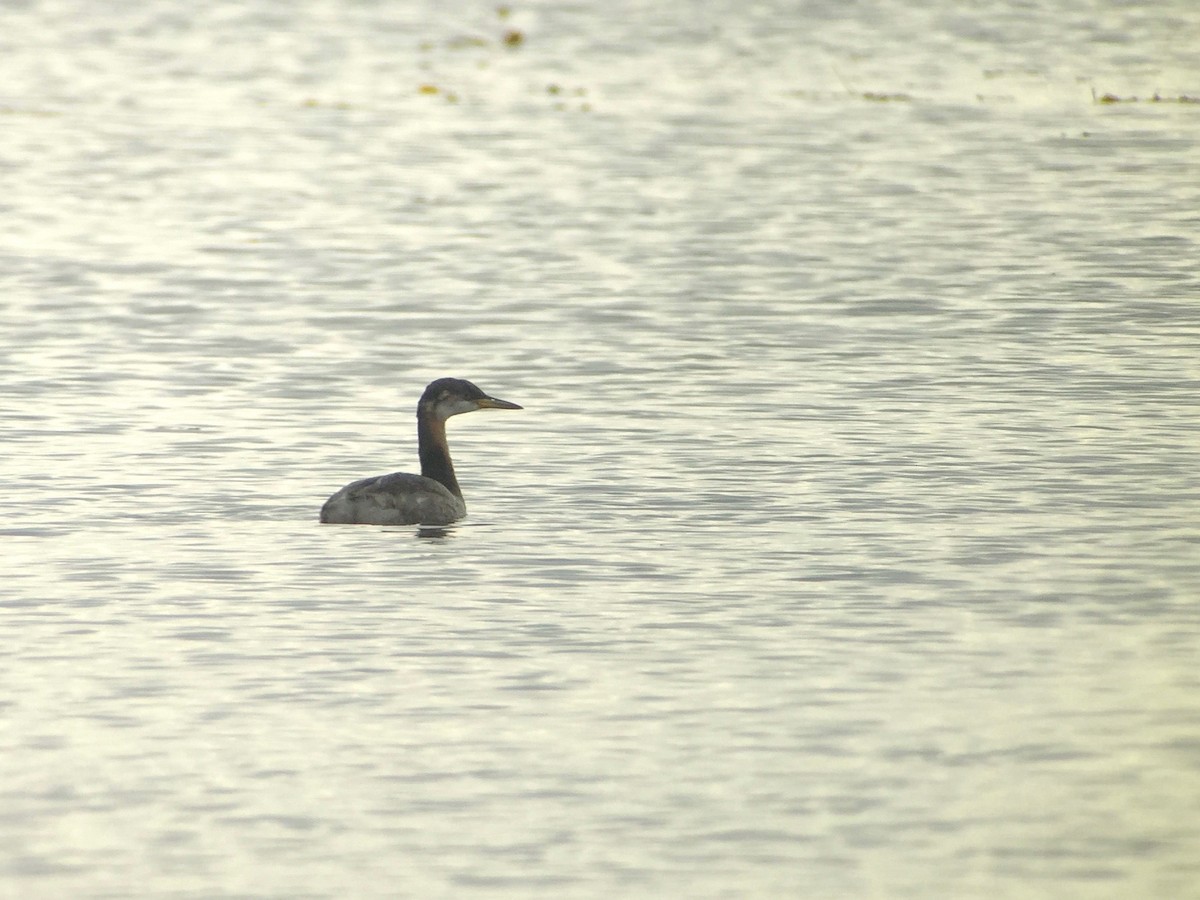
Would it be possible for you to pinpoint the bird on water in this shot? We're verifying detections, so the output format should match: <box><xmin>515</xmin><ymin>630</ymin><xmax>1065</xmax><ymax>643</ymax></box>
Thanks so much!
<box><xmin>320</xmin><ymin>377</ymin><xmax>522</xmax><ymax>526</ymax></box>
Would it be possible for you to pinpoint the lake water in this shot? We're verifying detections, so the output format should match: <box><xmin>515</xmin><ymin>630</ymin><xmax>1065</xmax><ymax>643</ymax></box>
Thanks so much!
<box><xmin>2</xmin><ymin>0</ymin><xmax>1199</xmax><ymax>897</ymax></box>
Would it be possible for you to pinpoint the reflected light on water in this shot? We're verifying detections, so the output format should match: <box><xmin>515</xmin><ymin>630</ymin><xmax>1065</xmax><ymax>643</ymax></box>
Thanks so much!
<box><xmin>2</xmin><ymin>0</ymin><xmax>1199</xmax><ymax>897</ymax></box>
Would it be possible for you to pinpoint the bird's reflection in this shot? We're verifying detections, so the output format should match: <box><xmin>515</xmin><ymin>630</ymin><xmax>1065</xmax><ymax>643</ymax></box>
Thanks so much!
<box><xmin>415</xmin><ymin>525</ymin><xmax>456</xmax><ymax>541</ymax></box>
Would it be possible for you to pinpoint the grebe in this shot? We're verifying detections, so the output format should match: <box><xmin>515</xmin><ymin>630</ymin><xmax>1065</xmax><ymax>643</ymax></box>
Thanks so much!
<box><xmin>320</xmin><ymin>378</ymin><xmax>522</xmax><ymax>526</ymax></box>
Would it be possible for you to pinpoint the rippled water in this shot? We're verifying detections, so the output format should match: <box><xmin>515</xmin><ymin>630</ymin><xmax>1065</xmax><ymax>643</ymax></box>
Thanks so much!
<box><xmin>3</xmin><ymin>0</ymin><xmax>1199</xmax><ymax>897</ymax></box>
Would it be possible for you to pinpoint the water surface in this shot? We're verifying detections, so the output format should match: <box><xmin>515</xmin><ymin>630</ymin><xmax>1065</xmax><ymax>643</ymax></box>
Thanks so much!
<box><xmin>2</xmin><ymin>1</ymin><xmax>1199</xmax><ymax>897</ymax></box>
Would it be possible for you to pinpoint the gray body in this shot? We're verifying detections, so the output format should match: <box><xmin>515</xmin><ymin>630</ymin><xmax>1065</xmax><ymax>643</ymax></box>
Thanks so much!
<box><xmin>319</xmin><ymin>472</ymin><xmax>466</xmax><ymax>526</ymax></box>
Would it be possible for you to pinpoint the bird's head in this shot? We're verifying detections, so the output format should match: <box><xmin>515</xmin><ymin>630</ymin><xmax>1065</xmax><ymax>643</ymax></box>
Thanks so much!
<box><xmin>419</xmin><ymin>378</ymin><xmax>522</xmax><ymax>421</ymax></box>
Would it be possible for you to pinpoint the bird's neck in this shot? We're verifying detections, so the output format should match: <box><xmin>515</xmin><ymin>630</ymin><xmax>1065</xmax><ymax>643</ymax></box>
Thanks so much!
<box><xmin>418</xmin><ymin>414</ymin><xmax>462</xmax><ymax>498</ymax></box>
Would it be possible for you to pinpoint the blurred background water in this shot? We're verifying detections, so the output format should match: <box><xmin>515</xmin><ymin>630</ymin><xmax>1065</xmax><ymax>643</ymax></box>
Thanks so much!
<box><xmin>2</xmin><ymin>0</ymin><xmax>1199</xmax><ymax>897</ymax></box>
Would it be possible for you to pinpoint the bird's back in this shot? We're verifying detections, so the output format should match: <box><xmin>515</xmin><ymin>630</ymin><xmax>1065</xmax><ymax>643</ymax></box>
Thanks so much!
<box><xmin>319</xmin><ymin>472</ymin><xmax>467</xmax><ymax>525</ymax></box>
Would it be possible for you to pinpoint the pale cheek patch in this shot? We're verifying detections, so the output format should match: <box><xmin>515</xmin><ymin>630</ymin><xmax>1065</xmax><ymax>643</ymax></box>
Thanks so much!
<box><xmin>440</xmin><ymin>398</ymin><xmax>481</xmax><ymax>418</ymax></box>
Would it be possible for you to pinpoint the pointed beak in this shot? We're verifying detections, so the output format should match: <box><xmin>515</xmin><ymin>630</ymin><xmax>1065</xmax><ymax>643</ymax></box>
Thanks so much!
<box><xmin>476</xmin><ymin>395</ymin><xmax>522</xmax><ymax>411</ymax></box>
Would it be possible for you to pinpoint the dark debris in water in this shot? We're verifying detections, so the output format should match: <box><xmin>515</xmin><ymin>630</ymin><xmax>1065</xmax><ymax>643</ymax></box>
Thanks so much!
<box><xmin>301</xmin><ymin>98</ymin><xmax>354</xmax><ymax>110</ymax></box>
<box><xmin>787</xmin><ymin>83</ymin><xmax>1199</xmax><ymax>108</ymax></box>
<box><xmin>417</xmin><ymin>84</ymin><xmax>460</xmax><ymax>103</ymax></box>
<box><xmin>0</xmin><ymin>105</ymin><xmax>59</xmax><ymax>117</ymax></box>
<box><xmin>1092</xmin><ymin>89</ymin><xmax>1200</xmax><ymax>105</ymax></box>
<box><xmin>422</xmin><ymin>5</ymin><xmax>525</xmax><ymax>53</ymax></box>
<box><xmin>789</xmin><ymin>88</ymin><xmax>917</xmax><ymax>104</ymax></box>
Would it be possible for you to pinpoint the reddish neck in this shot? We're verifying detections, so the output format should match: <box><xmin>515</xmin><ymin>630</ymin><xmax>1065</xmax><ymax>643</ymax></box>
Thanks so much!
<box><xmin>418</xmin><ymin>413</ymin><xmax>461</xmax><ymax>497</ymax></box>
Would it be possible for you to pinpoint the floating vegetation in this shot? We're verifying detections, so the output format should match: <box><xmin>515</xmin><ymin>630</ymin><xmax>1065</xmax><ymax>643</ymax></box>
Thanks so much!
<box><xmin>546</xmin><ymin>84</ymin><xmax>590</xmax><ymax>111</ymax></box>
<box><xmin>405</xmin><ymin>8</ymin><xmax>551</xmax><ymax>107</ymax></box>
<box><xmin>983</xmin><ymin>67</ymin><xmax>1044</xmax><ymax>79</ymax></box>
<box><xmin>417</xmin><ymin>84</ymin><xmax>459</xmax><ymax>103</ymax></box>
<box><xmin>445</xmin><ymin>35</ymin><xmax>490</xmax><ymax>50</ymax></box>
<box><xmin>420</xmin><ymin>85</ymin><xmax>460</xmax><ymax>103</ymax></box>
<box><xmin>0</xmin><ymin>105</ymin><xmax>59</xmax><ymax>117</ymax></box>
<box><xmin>783</xmin><ymin>85</ymin><xmax>1199</xmax><ymax>108</ymax></box>
<box><xmin>301</xmin><ymin>98</ymin><xmax>352</xmax><ymax>110</ymax></box>
<box><xmin>1092</xmin><ymin>88</ymin><xmax>1200</xmax><ymax>104</ymax></box>
<box><xmin>429</xmin><ymin>27</ymin><xmax>523</xmax><ymax>51</ymax></box>
<box><xmin>428</xmin><ymin>8</ymin><xmax>525</xmax><ymax>52</ymax></box>
<box><xmin>786</xmin><ymin>88</ymin><xmax>916</xmax><ymax>104</ymax></box>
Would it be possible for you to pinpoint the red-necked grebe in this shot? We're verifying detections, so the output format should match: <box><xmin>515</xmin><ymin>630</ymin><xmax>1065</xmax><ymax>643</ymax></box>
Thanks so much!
<box><xmin>320</xmin><ymin>377</ymin><xmax>522</xmax><ymax>525</ymax></box>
